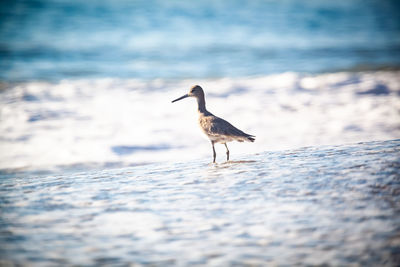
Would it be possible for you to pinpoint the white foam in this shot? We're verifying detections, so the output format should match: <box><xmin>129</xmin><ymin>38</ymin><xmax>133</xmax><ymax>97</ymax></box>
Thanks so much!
<box><xmin>1</xmin><ymin>71</ymin><xmax>399</xmax><ymax>171</ymax></box>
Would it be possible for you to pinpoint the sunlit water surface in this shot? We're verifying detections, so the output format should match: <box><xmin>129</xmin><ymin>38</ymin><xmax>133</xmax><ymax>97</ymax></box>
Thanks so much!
<box><xmin>1</xmin><ymin>139</ymin><xmax>399</xmax><ymax>266</ymax></box>
<box><xmin>1</xmin><ymin>71</ymin><xmax>399</xmax><ymax>172</ymax></box>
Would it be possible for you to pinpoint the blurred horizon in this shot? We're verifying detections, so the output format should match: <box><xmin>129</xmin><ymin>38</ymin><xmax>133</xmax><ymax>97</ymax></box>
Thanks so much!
<box><xmin>1</xmin><ymin>0</ymin><xmax>400</xmax><ymax>82</ymax></box>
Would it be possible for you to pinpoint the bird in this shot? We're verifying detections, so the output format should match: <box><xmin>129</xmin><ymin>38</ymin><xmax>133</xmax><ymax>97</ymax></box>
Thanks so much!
<box><xmin>172</xmin><ymin>85</ymin><xmax>255</xmax><ymax>163</ymax></box>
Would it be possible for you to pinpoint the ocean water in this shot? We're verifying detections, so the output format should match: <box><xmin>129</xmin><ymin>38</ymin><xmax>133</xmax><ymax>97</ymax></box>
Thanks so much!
<box><xmin>1</xmin><ymin>0</ymin><xmax>399</xmax><ymax>172</ymax></box>
<box><xmin>1</xmin><ymin>1</ymin><xmax>400</xmax><ymax>265</ymax></box>
<box><xmin>0</xmin><ymin>139</ymin><xmax>399</xmax><ymax>266</ymax></box>
<box><xmin>1</xmin><ymin>0</ymin><xmax>400</xmax><ymax>81</ymax></box>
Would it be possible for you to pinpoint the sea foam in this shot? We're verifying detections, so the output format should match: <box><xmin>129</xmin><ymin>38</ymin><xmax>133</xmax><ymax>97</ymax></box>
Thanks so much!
<box><xmin>0</xmin><ymin>71</ymin><xmax>399</xmax><ymax>172</ymax></box>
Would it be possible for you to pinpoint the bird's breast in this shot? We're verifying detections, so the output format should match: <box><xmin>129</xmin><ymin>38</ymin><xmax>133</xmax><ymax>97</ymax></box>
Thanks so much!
<box><xmin>198</xmin><ymin>116</ymin><xmax>211</xmax><ymax>133</ymax></box>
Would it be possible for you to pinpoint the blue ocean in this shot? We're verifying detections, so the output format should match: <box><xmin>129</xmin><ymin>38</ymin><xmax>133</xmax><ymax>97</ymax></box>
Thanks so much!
<box><xmin>1</xmin><ymin>0</ymin><xmax>400</xmax><ymax>81</ymax></box>
<box><xmin>1</xmin><ymin>1</ymin><xmax>400</xmax><ymax>266</ymax></box>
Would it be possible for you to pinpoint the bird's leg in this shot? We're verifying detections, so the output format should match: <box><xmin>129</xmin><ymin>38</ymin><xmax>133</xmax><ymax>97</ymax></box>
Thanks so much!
<box><xmin>211</xmin><ymin>141</ymin><xmax>216</xmax><ymax>163</ymax></box>
<box><xmin>224</xmin><ymin>143</ymin><xmax>230</xmax><ymax>161</ymax></box>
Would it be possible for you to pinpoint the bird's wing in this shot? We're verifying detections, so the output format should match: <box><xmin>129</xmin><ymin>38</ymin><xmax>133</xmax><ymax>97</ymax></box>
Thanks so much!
<box><xmin>208</xmin><ymin>116</ymin><xmax>253</xmax><ymax>138</ymax></box>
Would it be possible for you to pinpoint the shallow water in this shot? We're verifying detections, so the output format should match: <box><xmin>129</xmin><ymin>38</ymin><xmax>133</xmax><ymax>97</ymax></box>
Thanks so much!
<box><xmin>1</xmin><ymin>139</ymin><xmax>399</xmax><ymax>266</ymax></box>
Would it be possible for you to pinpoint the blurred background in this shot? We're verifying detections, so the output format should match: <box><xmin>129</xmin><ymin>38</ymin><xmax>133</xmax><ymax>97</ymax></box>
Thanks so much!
<box><xmin>0</xmin><ymin>0</ymin><xmax>400</xmax><ymax>172</ymax></box>
<box><xmin>1</xmin><ymin>0</ymin><xmax>400</xmax><ymax>81</ymax></box>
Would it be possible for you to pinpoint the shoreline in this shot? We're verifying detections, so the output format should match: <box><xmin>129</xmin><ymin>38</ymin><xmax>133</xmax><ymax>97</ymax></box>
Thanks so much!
<box><xmin>1</xmin><ymin>138</ymin><xmax>399</xmax><ymax>177</ymax></box>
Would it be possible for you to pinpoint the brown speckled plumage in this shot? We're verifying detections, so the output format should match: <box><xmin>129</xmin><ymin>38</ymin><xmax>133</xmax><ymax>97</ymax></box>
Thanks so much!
<box><xmin>172</xmin><ymin>85</ymin><xmax>255</xmax><ymax>163</ymax></box>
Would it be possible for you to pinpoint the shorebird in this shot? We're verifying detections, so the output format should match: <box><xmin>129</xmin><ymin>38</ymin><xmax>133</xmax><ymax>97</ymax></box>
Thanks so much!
<box><xmin>172</xmin><ymin>85</ymin><xmax>255</xmax><ymax>163</ymax></box>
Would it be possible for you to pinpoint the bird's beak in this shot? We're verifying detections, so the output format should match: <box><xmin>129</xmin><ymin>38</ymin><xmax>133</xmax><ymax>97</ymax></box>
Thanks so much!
<box><xmin>172</xmin><ymin>94</ymin><xmax>189</xmax><ymax>103</ymax></box>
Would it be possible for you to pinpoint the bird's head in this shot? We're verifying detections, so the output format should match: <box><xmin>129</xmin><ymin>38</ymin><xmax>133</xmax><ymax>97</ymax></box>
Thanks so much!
<box><xmin>172</xmin><ymin>85</ymin><xmax>204</xmax><ymax>103</ymax></box>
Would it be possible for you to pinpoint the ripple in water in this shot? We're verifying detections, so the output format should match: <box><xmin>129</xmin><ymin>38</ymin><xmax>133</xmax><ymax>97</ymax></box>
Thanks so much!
<box><xmin>0</xmin><ymin>139</ymin><xmax>399</xmax><ymax>265</ymax></box>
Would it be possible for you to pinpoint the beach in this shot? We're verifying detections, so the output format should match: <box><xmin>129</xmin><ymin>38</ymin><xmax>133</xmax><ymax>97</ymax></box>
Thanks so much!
<box><xmin>1</xmin><ymin>0</ymin><xmax>400</xmax><ymax>265</ymax></box>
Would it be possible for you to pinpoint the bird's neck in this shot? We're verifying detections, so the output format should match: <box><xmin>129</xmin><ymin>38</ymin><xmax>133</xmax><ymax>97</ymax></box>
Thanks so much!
<box><xmin>196</xmin><ymin>95</ymin><xmax>208</xmax><ymax>114</ymax></box>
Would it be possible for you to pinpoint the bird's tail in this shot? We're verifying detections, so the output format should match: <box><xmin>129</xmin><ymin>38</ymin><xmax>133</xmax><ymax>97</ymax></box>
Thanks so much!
<box><xmin>247</xmin><ymin>136</ymin><xmax>255</xmax><ymax>142</ymax></box>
